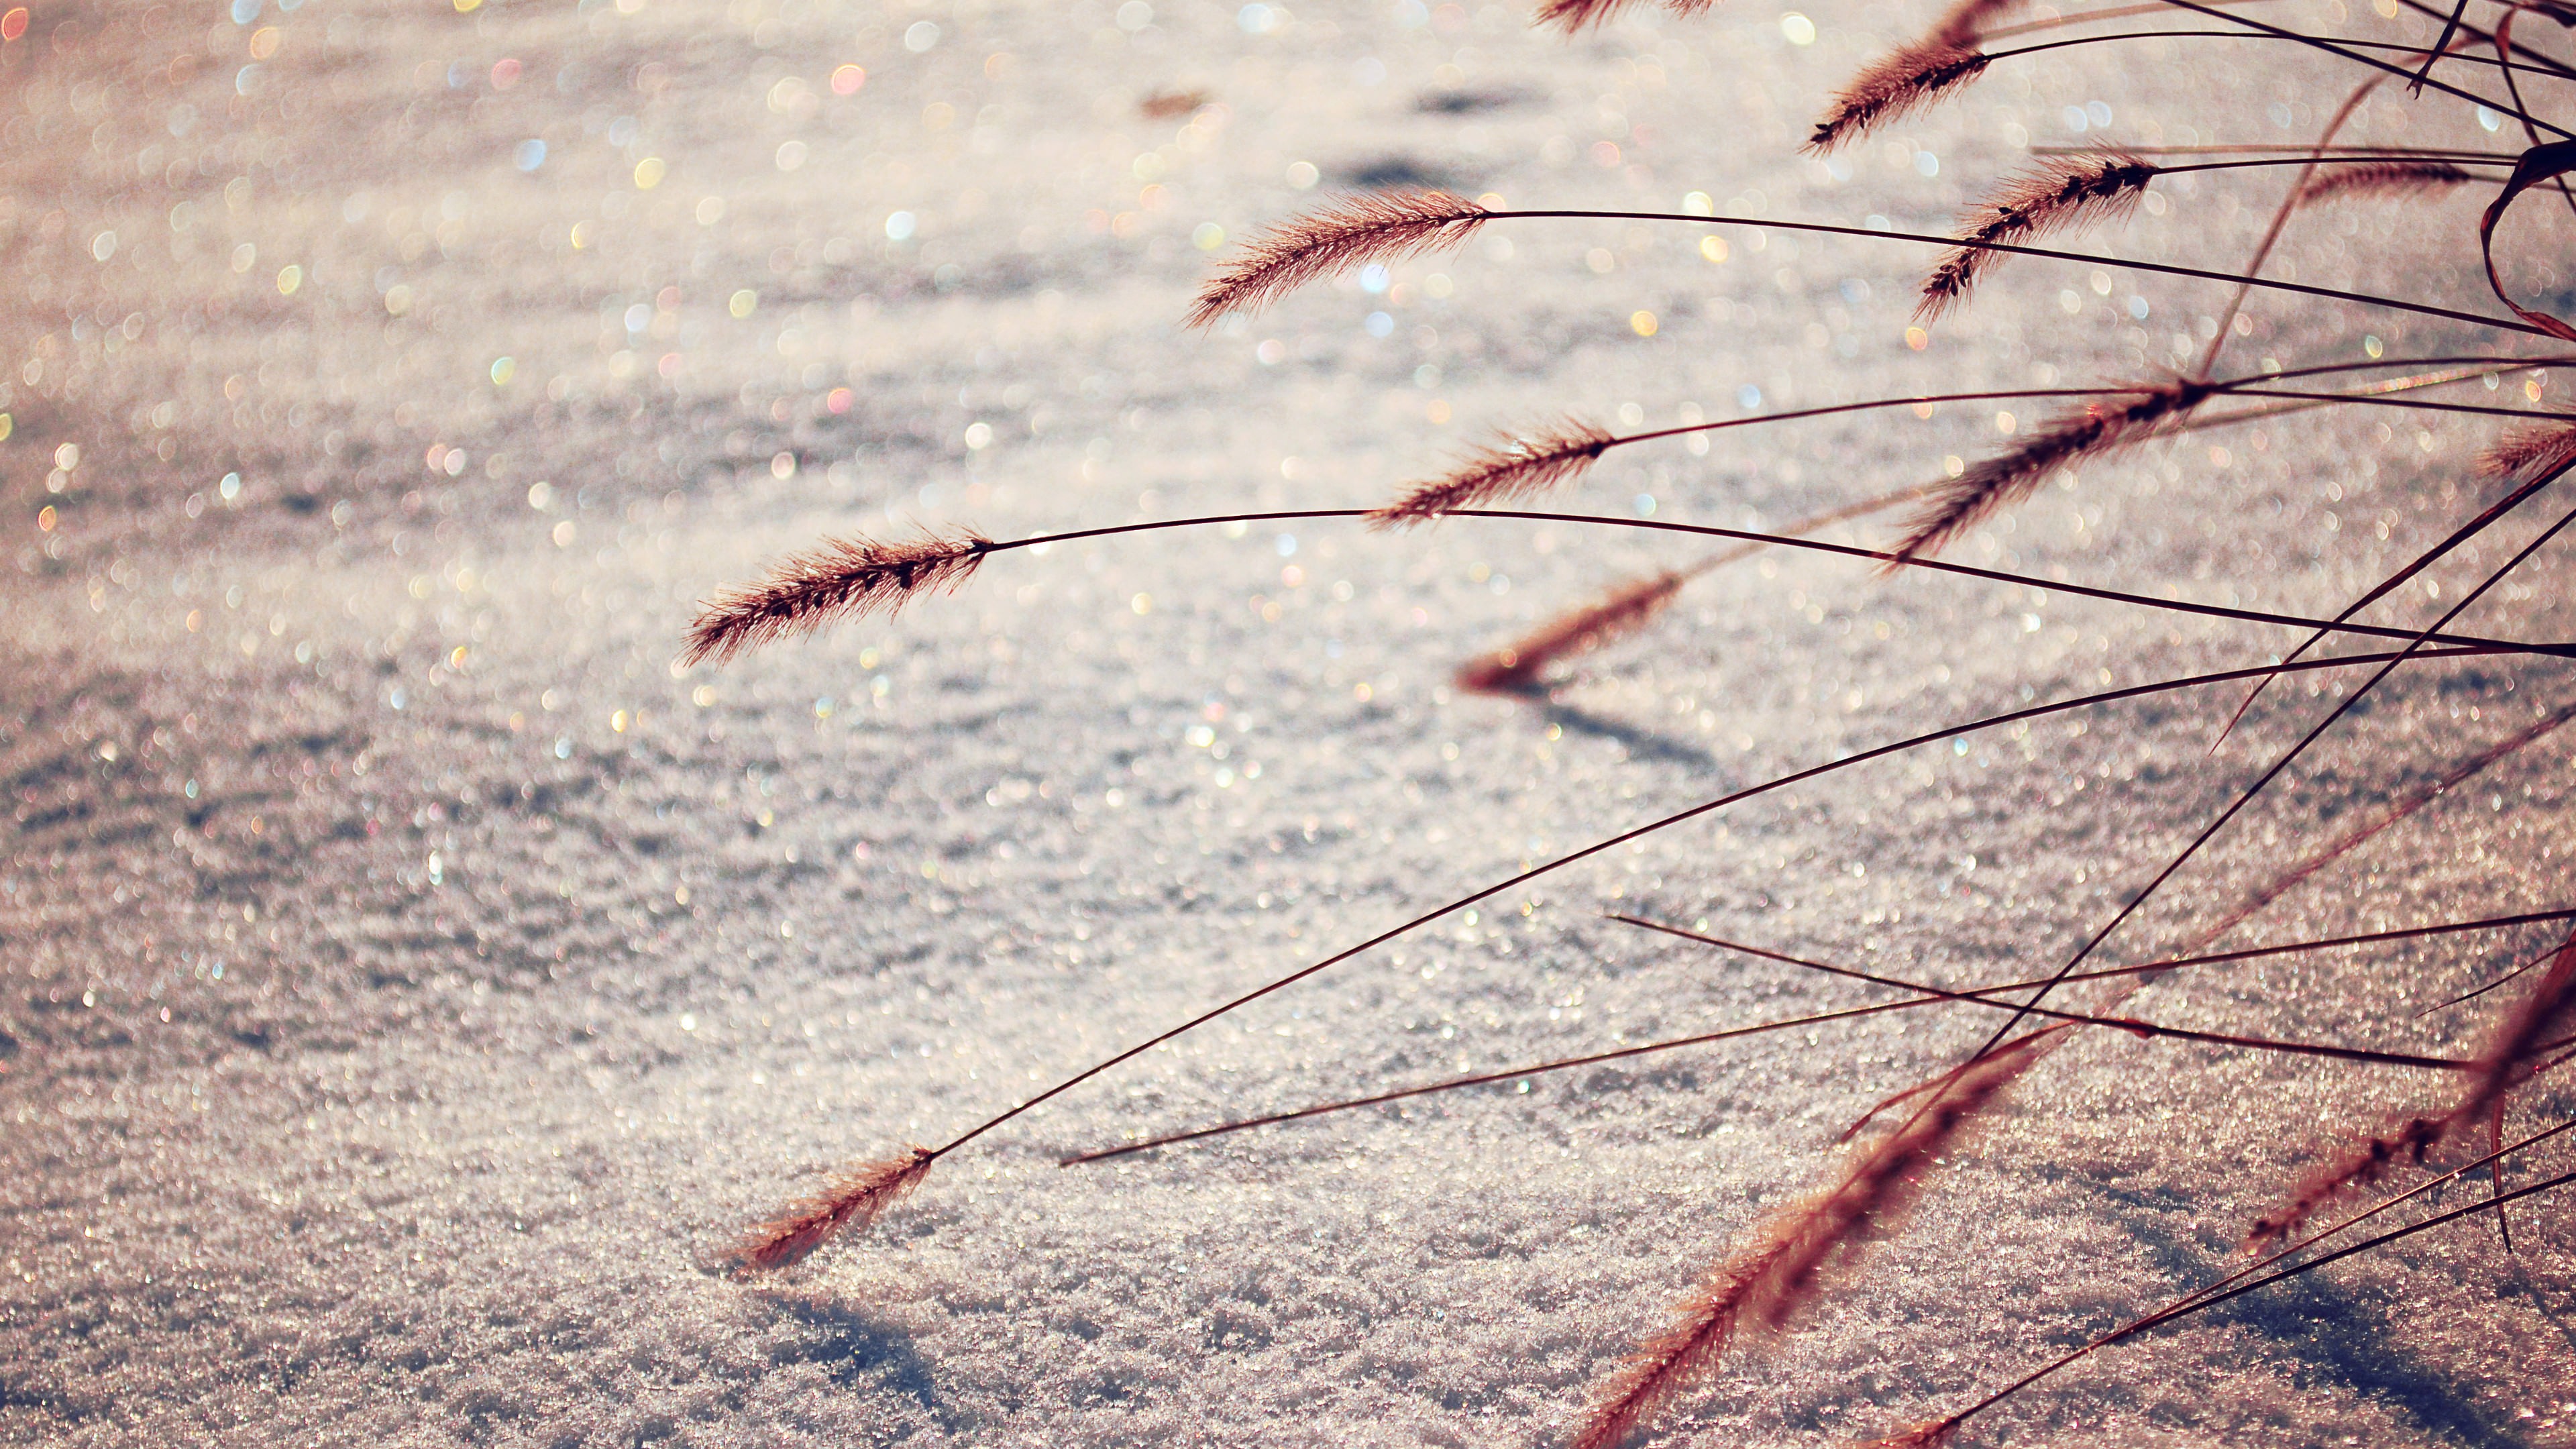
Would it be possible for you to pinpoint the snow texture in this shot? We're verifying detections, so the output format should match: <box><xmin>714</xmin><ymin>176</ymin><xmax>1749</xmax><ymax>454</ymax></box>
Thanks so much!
<box><xmin>5</xmin><ymin>0</ymin><xmax>2575</xmax><ymax>1444</ymax></box>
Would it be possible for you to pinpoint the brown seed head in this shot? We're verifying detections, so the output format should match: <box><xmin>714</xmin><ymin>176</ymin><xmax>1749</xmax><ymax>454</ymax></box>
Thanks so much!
<box><xmin>1454</xmin><ymin>572</ymin><xmax>1683</xmax><ymax>694</ymax></box>
<box><xmin>1368</xmin><ymin>419</ymin><xmax>1616</xmax><ymax>528</ymax></box>
<box><xmin>1809</xmin><ymin>44</ymin><xmax>1990</xmax><ymax>154</ymax></box>
<box><xmin>2480</xmin><ymin>411</ymin><xmax>2576</xmax><ymax>480</ymax></box>
<box><xmin>2246</xmin><ymin>1114</ymin><xmax>2445</xmax><ymax>1250</ymax></box>
<box><xmin>1857</xmin><ymin>1421</ymin><xmax>1963</xmax><ymax>1449</ymax></box>
<box><xmin>731</xmin><ymin>1146</ymin><xmax>937</xmax><ymax>1271</ymax></box>
<box><xmin>1187</xmin><ymin>190</ymin><xmax>1489</xmax><ymax>327</ymax></box>
<box><xmin>1573</xmin><ymin>1029</ymin><xmax>2062</xmax><ymax>1449</ymax></box>
<box><xmin>684</xmin><ymin>529</ymin><xmax>993</xmax><ymax>666</ymax></box>
<box><xmin>1924</xmin><ymin>0</ymin><xmax>2025</xmax><ymax>48</ymax></box>
<box><xmin>1919</xmin><ymin>152</ymin><xmax>2157</xmax><ymax>321</ymax></box>
<box><xmin>1889</xmin><ymin>383</ymin><xmax>2208</xmax><ymax>564</ymax></box>
<box><xmin>2296</xmin><ymin>160</ymin><xmax>2475</xmax><ymax>209</ymax></box>
<box><xmin>1533</xmin><ymin>0</ymin><xmax>1714</xmax><ymax>34</ymax></box>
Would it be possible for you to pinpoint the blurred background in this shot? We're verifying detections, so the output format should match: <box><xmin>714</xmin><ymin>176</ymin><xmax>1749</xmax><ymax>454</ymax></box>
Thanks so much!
<box><xmin>6</xmin><ymin>0</ymin><xmax>2572</xmax><ymax>1443</ymax></box>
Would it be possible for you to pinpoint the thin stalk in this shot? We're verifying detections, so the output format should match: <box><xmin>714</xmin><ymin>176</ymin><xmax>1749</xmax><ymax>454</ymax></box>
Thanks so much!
<box><xmin>1992</xmin><ymin>27</ymin><xmax>2576</xmax><ymax>76</ymax></box>
<box><xmin>950</xmin><ymin>507</ymin><xmax>2573</xmax><ymax>659</ymax></box>
<box><xmin>1909</xmin><ymin>1118</ymin><xmax>2576</xmax><ymax>1437</ymax></box>
<box><xmin>2033</xmin><ymin>144</ymin><xmax>2519</xmax><ymax>157</ymax></box>
<box><xmin>2198</xmin><ymin>71</ymin><xmax>2379</xmax><ymax>380</ymax></box>
<box><xmin>2150</xmin><ymin>0</ymin><xmax>2569</xmax><ymax>137</ymax></box>
<box><xmin>1060</xmin><ymin>904</ymin><xmax>2575</xmax><ymax>1165</ymax></box>
<box><xmin>1939</xmin><ymin>477</ymin><xmax>2576</xmax><ymax>1104</ymax></box>
<box><xmin>1487</xmin><ymin>208</ymin><xmax>2553</xmax><ymax>339</ymax></box>
<box><xmin>937</xmin><ymin>645</ymin><xmax>2528</xmax><ymax>1164</ymax></box>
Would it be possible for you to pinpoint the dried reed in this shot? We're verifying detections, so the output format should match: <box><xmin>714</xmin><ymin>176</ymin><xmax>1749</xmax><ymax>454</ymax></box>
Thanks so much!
<box><xmin>2294</xmin><ymin>158</ymin><xmax>2477</xmax><ymax>206</ymax></box>
<box><xmin>1454</xmin><ymin>570</ymin><xmax>1682</xmax><ymax>694</ymax></box>
<box><xmin>730</xmin><ymin>1146</ymin><xmax>936</xmax><ymax>1271</ymax></box>
<box><xmin>2481</xmin><ymin>412</ymin><xmax>2576</xmax><ymax>480</ymax></box>
<box><xmin>1065</xmin><ymin>902</ymin><xmax>2570</xmax><ymax>1165</ymax></box>
<box><xmin>683</xmin><ymin>530</ymin><xmax>992</xmax><ymax>665</ymax></box>
<box><xmin>1532</xmin><ymin>0</ymin><xmax>1709</xmax><ymax>34</ymax></box>
<box><xmin>1925</xmin><ymin>0</ymin><xmax>2025</xmax><ymax>49</ymax></box>
<box><xmin>692</xmin><ymin>0</ymin><xmax>2576</xmax><ymax>1433</ymax></box>
<box><xmin>1574</xmin><ymin>1028</ymin><xmax>2065</xmax><ymax>1449</ymax></box>
<box><xmin>1808</xmin><ymin>42</ymin><xmax>1992</xmax><ymax>153</ymax></box>
<box><xmin>1891</xmin><ymin>382</ymin><xmax>2212</xmax><ymax>562</ymax></box>
<box><xmin>1919</xmin><ymin>152</ymin><xmax>2157</xmax><ymax>320</ymax></box>
<box><xmin>1371</xmin><ymin>419</ymin><xmax>1617</xmax><ymax>527</ymax></box>
<box><xmin>1187</xmin><ymin>190</ymin><xmax>1488</xmax><ymax>327</ymax></box>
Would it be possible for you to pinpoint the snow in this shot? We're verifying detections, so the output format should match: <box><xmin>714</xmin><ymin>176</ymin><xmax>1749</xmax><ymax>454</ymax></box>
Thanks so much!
<box><xmin>4</xmin><ymin>0</ymin><xmax>2572</xmax><ymax>1444</ymax></box>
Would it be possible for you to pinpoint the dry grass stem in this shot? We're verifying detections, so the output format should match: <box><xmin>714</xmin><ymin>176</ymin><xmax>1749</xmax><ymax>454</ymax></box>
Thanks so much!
<box><xmin>1809</xmin><ymin>43</ymin><xmax>1992</xmax><ymax>152</ymax></box>
<box><xmin>731</xmin><ymin>1146</ymin><xmax>936</xmax><ymax>1271</ymax></box>
<box><xmin>1187</xmin><ymin>190</ymin><xmax>1489</xmax><ymax>327</ymax></box>
<box><xmin>1454</xmin><ymin>572</ymin><xmax>1682</xmax><ymax>694</ymax></box>
<box><xmin>1919</xmin><ymin>152</ymin><xmax>2157</xmax><ymax>320</ymax></box>
<box><xmin>1574</xmin><ymin>1028</ymin><xmax>2064</xmax><ymax>1449</ymax></box>
<box><xmin>686</xmin><ymin>530</ymin><xmax>994</xmax><ymax>665</ymax></box>
<box><xmin>1370</xmin><ymin>419</ymin><xmax>1617</xmax><ymax>527</ymax></box>
<box><xmin>2294</xmin><ymin>158</ymin><xmax>2477</xmax><ymax>207</ymax></box>
<box><xmin>1891</xmin><ymin>383</ymin><xmax>2211</xmax><ymax>562</ymax></box>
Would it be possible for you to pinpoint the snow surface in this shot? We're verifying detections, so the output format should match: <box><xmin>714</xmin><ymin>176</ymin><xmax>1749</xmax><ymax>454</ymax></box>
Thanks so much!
<box><xmin>5</xmin><ymin>0</ymin><xmax>2575</xmax><ymax>1444</ymax></box>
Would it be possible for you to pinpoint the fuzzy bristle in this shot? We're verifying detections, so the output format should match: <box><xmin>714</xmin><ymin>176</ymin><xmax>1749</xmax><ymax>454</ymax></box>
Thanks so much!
<box><xmin>1454</xmin><ymin>572</ymin><xmax>1682</xmax><ymax>694</ymax></box>
<box><xmin>1856</xmin><ymin>1421</ymin><xmax>1963</xmax><ymax>1449</ymax></box>
<box><xmin>1187</xmin><ymin>191</ymin><xmax>1489</xmax><ymax>327</ymax></box>
<box><xmin>1919</xmin><ymin>153</ymin><xmax>2157</xmax><ymax>321</ymax></box>
<box><xmin>684</xmin><ymin>531</ymin><xmax>994</xmax><ymax>665</ymax></box>
<box><xmin>731</xmin><ymin>1146</ymin><xmax>937</xmax><ymax>1271</ymax></box>
<box><xmin>1890</xmin><ymin>383</ymin><xmax>2208</xmax><ymax>564</ymax></box>
<box><xmin>1809</xmin><ymin>44</ymin><xmax>1990</xmax><ymax>153</ymax></box>
<box><xmin>1532</xmin><ymin>0</ymin><xmax>1713</xmax><ymax>34</ymax></box>
<box><xmin>1573</xmin><ymin>1030</ymin><xmax>2062</xmax><ymax>1449</ymax></box>
<box><xmin>2480</xmin><ymin>413</ymin><xmax>2576</xmax><ymax>480</ymax></box>
<box><xmin>1924</xmin><ymin>0</ymin><xmax>2025</xmax><ymax>47</ymax></box>
<box><xmin>2247</xmin><ymin>1115</ymin><xmax>2446</xmax><ymax>1250</ymax></box>
<box><xmin>2296</xmin><ymin>160</ymin><xmax>2475</xmax><ymax>209</ymax></box>
<box><xmin>1369</xmin><ymin>419</ymin><xmax>1617</xmax><ymax>527</ymax></box>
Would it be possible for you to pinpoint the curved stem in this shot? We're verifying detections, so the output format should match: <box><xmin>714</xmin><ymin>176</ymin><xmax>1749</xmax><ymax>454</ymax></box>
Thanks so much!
<box><xmin>2199</xmin><ymin>70</ymin><xmax>2381</xmax><ymax>379</ymax></box>
<box><xmin>986</xmin><ymin>507</ymin><xmax>2570</xmax><ymax>660</ymax></box>
<box><xmin>926</xmin><ymin>639</ymin><xmax>2548</xmax><ymax>1160</ymax></box>
<box><xmin>1943</xmin><ymin>478</ymin><xmax>2576</xmax><ymax>1100</ymax></box>
<box><xmin>1994</xmin><ymin>27</ymin><xmax>2576</xmax><ymax>76</ymax></box>
<box><xmin>1929</xmin><ymin>1117</ymin><xmax>2576</xmax><ymax>1432</ymax></box>
<box><xmin>2151</xmin><ymin>0</ymin><xmax>2571</xmax><ymax>136</ymax></box>
<box><xmin>1489</xmin><ymin>209</ymin><xmax>2551</xmax><ymax>338</ymax></box>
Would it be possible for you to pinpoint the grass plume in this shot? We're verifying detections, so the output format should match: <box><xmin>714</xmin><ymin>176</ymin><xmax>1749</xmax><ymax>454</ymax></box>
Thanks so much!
<box><xmin>1919</xmin><ymin>152</ymin><xmax>2157</xmax><ymax>321</ymax></box>
<box><xmin>1454</xmin><ymin>570</ymin><xmax>1682</xmax><ymax>694</ymax></box>
<box><xmin>1891</xmin><ymin>382</ymin><xmax>2212</xmax><ymax>563</ymax></box>
<box><xmin>1533</xmin><ymin>0</ymin><xmax>1713</xmax><ymax>33</ymax></box>
<box><xmin>1187</xmin><ymin>190</ymin><xmax>1489</xmax><ymax>327</ymax></box>
<box><xmin>1925</xmin><ymin>0</ymin><xmax>2026</xmax><ymax>48</ymax></box>
<box><xmin>731</xmin><ymin>1146</ymin><xmax>936</xmax><ymax>1271</ymax></box>
<box><xmin>1809</xmin><ymin>43</ymin><xmax>1992</xmax><ymax>152</ymax></box>
<box><xmin>2480</xmin><ymin>412</ymin><xmax>2576</xmax><ymax>479</ymax></box>
<box><xmin>685</xmin><ymin>529</ymin><xmax>993</xmax><ymax>665</ymax></box>
<box><xmin>1573</xmin><ymin>1028</ymin><xmax>2064</xmax><ymax>1449</ymax></box>
<box><xmin>2294</xmin><ymin>158</ymin><xmax>2477</xmax><ymax>207</ymax></box>
<box><xmin>1369</xmin><ymin>419</ymin><xmax>1617</xmax><ymax>527</ymax></box>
